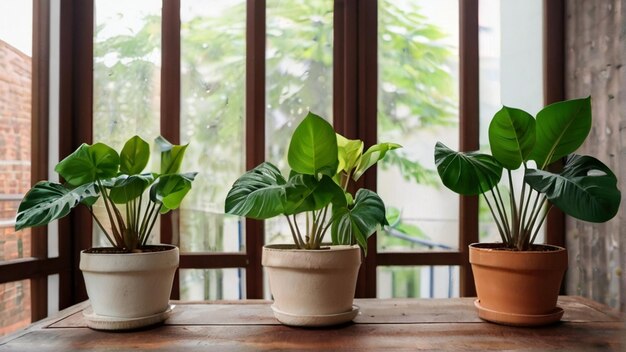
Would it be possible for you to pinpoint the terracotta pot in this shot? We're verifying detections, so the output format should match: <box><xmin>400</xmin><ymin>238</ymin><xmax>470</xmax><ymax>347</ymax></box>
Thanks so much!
<box><xmin>469</xmin><ymin>243</ymin><xmax>568</xmax><ymax>326</ymax></box>
<box><xmin>80</xmin><ymin>245</ymin><xmax>179</xmax><ymax>322</ymax></box>
<box><xmin>262</xmin><ymin>244</ymin><xmax>361</xmax><ymax>327</ymax></box>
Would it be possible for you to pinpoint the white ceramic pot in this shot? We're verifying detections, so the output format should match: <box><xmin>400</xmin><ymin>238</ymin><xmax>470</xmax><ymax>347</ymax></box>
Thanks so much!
<box><xmin>262</xmin><ymin>244</ymin><xmax>361</xmax><ymax>326</ymax></box>
<box><xmin>79</xmin><ymin>245</ymin><xmax>179</xmax><ymax>319</ymax></box>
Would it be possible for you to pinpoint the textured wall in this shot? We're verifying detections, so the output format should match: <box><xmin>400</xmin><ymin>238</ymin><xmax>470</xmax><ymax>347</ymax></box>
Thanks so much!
<box><xmin>565</xmin><ymin>0</ymin><xmax>626</xmax><ymax>311</ymax></box>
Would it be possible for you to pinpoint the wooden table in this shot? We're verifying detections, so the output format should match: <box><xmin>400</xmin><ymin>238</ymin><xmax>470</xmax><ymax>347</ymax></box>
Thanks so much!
<box><xmin>1</xmin><ymin>296</ymin><xmax>623</xmax><ymax>351</ymax></box>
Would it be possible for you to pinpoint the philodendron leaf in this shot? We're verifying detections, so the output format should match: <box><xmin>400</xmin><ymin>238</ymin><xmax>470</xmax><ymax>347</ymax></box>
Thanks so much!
<box><xmin>287</xmin><ymin>112</ymin><xmax>339</xmax><ymax>178</ymax></box>
<box><xmin>488</xmin><ymin>106</ymin><xmax>535</xmax><ymax>170</ymax></box>
<box><xmin>434</xmin><ymin>142</ymin><xmax>503</xmax><ymax>195</ymax></box>
<box><xmin>55</xmin><ymin>143</ymin><xmax>120</xmax><ymax>186</ymax></box>
<box><xmin>156</xmin><ymin>136</ymin><xmax>188</xmax><ymax>175</ymax></box>
<box><xmin>525</xmin><ymin>154</ymin><xmax>621</xmax><ymax>222</ymax></box>
<box><xmin>283</xmin><ymin>173</ymin><xmax>345</xmax><ymax>215</ymax></box>
<box><xmin>120</xmin><ymin>135</ymin><xmax>150</xmax><ymax>175</ymax></box>
<box><xmin>331</xmin><ymin>189</ymin><xmax>388</xmax><ymax>253</ymax></box>
<box><xmin>151</xmin><ymin>172</ymin><xmax>197</xmax><ymax>213</ymax></box>
<box><xmin>530</xmin><ymin>97</ymin><xmax>592</xmax><ymax>169</ymax></box>
<box><xmin>225</xmin><ymin>162</ymin><xmax>287</xmax><ymax>219</ymax></box>
<box><xmin>109</xmin><ymin>173</ymin><xmax>155</xmax><ymax>204</ymax></box>
<box><xmin>336</xmin><ymin>134</ymin><xmax>363</xmax><ymax>174</ymax></box>
<box><xmin>353</xmin><ymin>142</ymin><xmax>402</xmax><ymax>181</ymax></box>
<box><xmin>15</xmin><ymin>182</ymin><xmax>99</xmax><ymax>230</ymax></box>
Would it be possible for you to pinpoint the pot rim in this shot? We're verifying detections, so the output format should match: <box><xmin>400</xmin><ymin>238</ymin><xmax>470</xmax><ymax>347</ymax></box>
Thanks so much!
<box><xmin>263</xmin><ymin>244</ymin><xmax>359</xmax><ymax>253</ymax></box>
<box><xmin>469</xmin><ymin>242</ymin><xmax>566</xmax><ymax>253</ymax></box>
<box><xmin>81</xmin><ymin>244</ymin><xmax>178</xmax><ymax>257</ymax></box>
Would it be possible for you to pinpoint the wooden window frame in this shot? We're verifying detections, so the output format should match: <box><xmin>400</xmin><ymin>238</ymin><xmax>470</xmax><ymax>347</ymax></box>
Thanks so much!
<box><xmin>42</xmin><ymin>0</ymin><xmax>567</xmax><ymax>309</ymax></box>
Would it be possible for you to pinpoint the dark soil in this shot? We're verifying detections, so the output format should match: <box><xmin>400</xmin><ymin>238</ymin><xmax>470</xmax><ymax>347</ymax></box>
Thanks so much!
<box><xmin>472</xmin><ymin>243</ymin><xmax>563</xmax><ymax>252</ymax></box>
<box><xmin>83</xmin><ymin>245</ymin><xmax>175</xmax><ymax>254</ymax></box>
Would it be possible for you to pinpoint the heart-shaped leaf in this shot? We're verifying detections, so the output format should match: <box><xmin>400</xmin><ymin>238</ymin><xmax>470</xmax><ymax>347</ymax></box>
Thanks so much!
<box><xmin>16</xmin><ymin>182</ymin><xmax>99</xmax><ymax>230</ymax></box>
<box><xmin>224</xmin><ymin>162</ymin><xmax>287</xmax><ymax>219</ymax></box>
<box><xmin>434</xmin><ymin>142</ymin><xmax>502</xmax><ymax>195</ymax></box>
<box><xmin>55</xmin><ymin>143</ymin><xmax>120</xmax><ymax>186</ymax></box>
<box><xmin>109</xmin><ymin>173</ymin><xmax>155</xmax><ymax>204</ymax></box>
<box><xmin>151</xmin><ymin>172</ymin><xmax>197</xmax><ymax>213</ymax></box>
<box><xmin>336</xmin><ymin>134</ymin><xmax>364</xmax><ymax>174</ymax></box>
<box><xmin>331</xmin><ymin>189</ymin><xmax>388</xmax><ymax>253</ymax></box>
<box><xmin>488</xmin><ymin>106</ymin><xmax>535</xmax><ymax>170</ymax></box>
<box><xmin>120</xmin><ymin>135</ymin><xmax>150</xmax><ymax>175</ymax></box>
<box><xmin>283</xmin><ymin>173</ymin><xmax>345</xmax><ymax>215</ymax></box>
<box><xmin>156</xmin><ymin>136</ymin><xmax>188</xmax><ymax>175</ymax></box>
<box><xmin>287</xmin><ymin>112</ymin><xmax>339</xmax><ymax>177</ymax></box>
<box><xmin>525</xmin><ymin>154</ymin><xmax>620</xmax><ymax>222</ymax></box>
<box><xmin>353</xmin><ymin>142</ymin><xmax>402</xmax><ymax>181</ymax></box>
<box><xmin>530</xmin><ymin>97</ymin><xmax>591</xmax><ymax>169</ymax></box>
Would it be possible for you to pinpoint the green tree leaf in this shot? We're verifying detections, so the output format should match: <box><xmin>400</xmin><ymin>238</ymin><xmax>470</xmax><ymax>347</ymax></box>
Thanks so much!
<box><xmin>156</xmin><ymin>136</ymin><xmax>188</xmax><ymax>175</ymax></box>
<box><xmin>336</xmin><ymin>134</ymin><xmax>363</xmax><ymax>174</ymax></box>
<box><xmin>488</xmin><ymin>106</ymin><xmax>535</xmax><ymax>170</ymax></box>
<box><xmin>287</xmin><ymin>112</ymin><xmax>339</xmax><ymax>177</ymax></box>
<box><xmin>120</xmin><ymin>135</ymin><xmax>150</xmax><ymax>175</ymax></box>
<box><xmin>434</xmin><ymin>142</ymin><xmax>502</xmax><ymax>196</ymax></box>
<box><xmin>525</xmin><ymin>154</ymin><xmax>620</xmax><ymax>222</ymax></box>
<box><xmin>331</xmin><ymin>189</ymin><xmax>388</xmax><ymax>253</ymax></box>
<box><xmin>530</xmin><ymin>97</ymin><xmax>592</xmax><ymax>169</ymax></box>
<box><xmin>55</xmin><ymin>143</ymin><xmax>120</xmax><ymax>186</ymax></box>
<box><xmin>16</xmin><ymin>182</ymin><xmax>99</xmax><ymax>231</ymax></box>
<box><xmin>353</xmin><ymin>142</ymin><xmax>402</xmax><ymax>181</ymax></box>
<box><xmin>224</xmin><ymin>162</ymin><xmax>287</xmax><ymax>219</ymax></box>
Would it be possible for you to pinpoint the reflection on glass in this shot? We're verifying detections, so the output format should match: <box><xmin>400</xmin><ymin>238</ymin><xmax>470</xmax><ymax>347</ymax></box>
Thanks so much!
<box><xmin>264</xmin><ymin>0</ymin><xmax>333</xmax><ymax>246</ymax></box>
<box><xmin>179</xmin><ymin>0</ymin><xmax>246</xmax><ymax>253</ymax></box>
<box><xmin>180</xmin><ymin>269</ymin><xmax>246</xmax><ymax>300</ymax></box>
<box><xmin>0</xmin><ymin>2</ymin><xmax>33</xmax><ymax>262</ymax></box>
<box><xmin>377</xmin><ymin>0</ymin><xmax>459</xmax><ymax>252</ymax></box>
<box><xmin>478</xmin><ymin>0</ymin><xmax>544</xmax><ymax>242</ymax></box>
<box><xmin>0</xmin><ymin>280</ymin><xmax>31</xmax><ymax>336</ymax></box>
<box><xmin>377</xmin><ymin>266</ymin><xmax>459</xmax><ymax>298</ymax></box>
<box><xmin>92</xmin><ymin>0</ymin><xmax>162</xmax><ymax>246</ymax></box>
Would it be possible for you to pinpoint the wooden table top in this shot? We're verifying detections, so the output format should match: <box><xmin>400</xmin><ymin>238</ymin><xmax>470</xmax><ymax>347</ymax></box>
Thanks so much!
<box><xmin>1</xmin><ymin>296</ymin><xmax>624</xmax><ymax>351</ymax></box>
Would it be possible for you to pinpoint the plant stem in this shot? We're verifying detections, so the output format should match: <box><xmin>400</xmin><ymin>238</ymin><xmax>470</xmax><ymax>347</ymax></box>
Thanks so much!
<box><xmin>88</xmin><ymin>207</ymin><xmax>118</xmax><ymax>247</ymax></box>
<box><xmin>142</xmin><ymin>204</ymin><xmax>161</xmax><ymax>246</ymax></box>
<box><xmin>522</xmin><ymin>195</ymin><xmax>547</xmax><ymax>249</ymax></box>
<box><xmin>529</xmin><ymin>204</ymin><xmax>553</xmax><ymax>245</ymax></box>
<box><xmin>292</xmin><ymin>214</ymin><xmax>306</xmax><ymax>249</ymax></box>
<box><xmin>481</xmin><ymin>193</ymin><xmax>508</xmax><ymax>244</ymax></box>
<box><xmin>314</xmin><ymin>205</ymin><xmax>329</xmax><ymax>247</ymax></box>
<box><xmin>285</xmin><ymin>215</ymin><xmax>303</xmax><ymax>249</ymax></box>
<box><xmin>342</xmin><ymin>171</ymin><xmax>352</xmax><ymax>191</ymax></box>
<box><xmin>490</xmin><ymin>187</ymin><xmax>511</xmax><ymax>243</ymax></box>
<box><xmin>96</xmin><ymin>180</ymin><xmax>124</xmax><ymax>247</ymax></box>
<box><xmin>506</xmin><ymin>169</ymin><xmax>519</xmax><ymax>244</ymax></box>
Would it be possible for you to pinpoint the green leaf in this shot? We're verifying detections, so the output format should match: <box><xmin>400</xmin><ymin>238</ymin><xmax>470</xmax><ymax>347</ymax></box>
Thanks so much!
<box><xmin>287</xmin><ymin>112</ymin><xmax>339</xmax><ymax>177</ymax></box>
<box><xmin>120</xmin><ymin>136</ymin><xmax>150</xmax><ymax>175</ymax></box>
<box><xmin>109</xmin><ymin>173</ymin><xmax>155</xmax><ymax>204</ymax></box>
<box><xmin>331</xmin><ymin>189</ymin><xmax>388</xmax><ymax>253</ymax></box>
<box><xmin>16</xmin><ymin>182</ymin><xmax>99</xmax><ymax>230</ymax></box>
<box><xmin>434</xmin><ymin>142</ymin><xmax>503</xmax><ymax>195</ymax></box>
<box><xmin>353</xmin><ymin>142</ymin><xmax>402</xmax><ymax>181</ymax></box>
<box><xmin>283</xmin><ymin>173</ymin><xmax>345</xmax><ymax>215</ymax></box>
<box><xmin>488</xmin><ymin>106</ymin><xmax>535</xmax><ymax>170</ymax></box>
<box><xmin>55</xmin><ymin>143</ymin><xmax>120</xmax><ymax>186</ymax></box>
<box><xmin>336</xmin><ymin>134</ymin><xmax>363</xmax><ymax>174</ymax></box>
<box><xmin>156</xmin><ymin>136</ymin><xmax>188</xmax><ymax>175</ymax></box>
<box><xmin>530</xmin><ymin>97</ymin><xmax>592</xmax><ymax>169</ymax></box>
<box><xmin>525</xmin><ymin>154</ymin><xmax>620</xmax><ymax>222</ymax></box>
<box><xmin>151</xmin><ymin>172</ymin><xmax>197</xmax><ymax>213</ymax></box>
<box><xmin>224</xmin><ymin>162</ymin><xmax>287</xmax><ymax>219</ymax></box>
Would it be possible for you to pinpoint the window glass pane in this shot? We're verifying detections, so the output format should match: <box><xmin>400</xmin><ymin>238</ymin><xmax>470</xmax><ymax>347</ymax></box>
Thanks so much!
<box><xmin>377</xmin><ymin>266</ymin><xmax>459</xmax><ymax>298</ymax></box>
<box><xmin>0</xmin><ymin>1</ymin><xmax>32</xmax><ymax>261</ymax></box>
<box><xmin>92</xmin><ymin>0</ymin><xmax>162</xmax><ymax>246</ymax></box>
<box><xmin>377</xmin><ymin>0</ymin><xmax>459</xmax><ymax>252</ymax></box>
<box><xmin>179</xmin><ymin>0</ymin><xmax>246</xmax><ymax>253</ymax></box>
<box><xmin>264</xmin><ymin>0</ymin><xmax>334</xmax><ymax>246</ymax></box>
<box><xmin>180</xmin><ymin>268</ymin><xmax>246</xmax><ymax>300</ymax></box>
<box><xmin>0</xmin><ymin>280</ymin><xmax>31</xmax><ymax>336</ymax></box>
<box><xmin>478</xmin><ymin>0</ymin><xmax>544</xmax><ymax>243</ymax></box>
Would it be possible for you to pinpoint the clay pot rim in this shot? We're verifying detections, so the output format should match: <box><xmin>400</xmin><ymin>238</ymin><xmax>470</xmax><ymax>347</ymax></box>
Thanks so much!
<box><xmin>263</xmin><ymin>244</ymin><xmax>359</xmax><ymax>253</ymax></box>
<box><xmin>469</xmin><ymin>242</ymin><xmax>566</xmax><ymax>253</ymax></box>
<box><xmin>81</xmin><ymin>244</ymin><xmax>178</xmax><ymax>256</ymax></box>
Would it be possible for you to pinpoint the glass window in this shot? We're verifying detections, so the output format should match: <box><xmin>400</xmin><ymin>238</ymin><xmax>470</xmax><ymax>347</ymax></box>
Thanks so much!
<box><xmin>264</xmin><ymin>0</ymin><xmax>334</xmax><ymax>246</ymax></box>
<box><xmin>179</xmin><ymin>0</ymin><xmax>246</xmax><ymax>253</ymax></box>
<box><xmin>377</xmin><ymin>266</ymin><xmax>459</xmax><ymax>298</ymax></box>
<box><xmin>377</xmin><ymin>0</ymin><xmax>460</xmax><ymax>252</ymax></box>
<box><xmin>0</xmin><ymin>280</ymin><xmax>31</xmax><ymax>336</ymax></box>
<box><xmin>179</xmin><ymin>268</ymin><xmax>246</xmax><ymax>300</ymax></box>
<box><xmin>92</xmin><ymin>0</ymin><xmax>162</xmax><ymax>246</ymax></box>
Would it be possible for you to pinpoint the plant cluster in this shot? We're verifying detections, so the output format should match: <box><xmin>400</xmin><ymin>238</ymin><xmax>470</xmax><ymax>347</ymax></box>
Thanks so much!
<box><xmin>225</xmin><ymin>112</ymin><xmax>400</xmax><ymax>252</ymax></box>
<box><xmin>16</xmin><ymin>136</ymin><xmax>197</xmax><ymax>252</ymax></box>
<box><xmin>435</xmin><ymin>97</ymin><xmax>620</xmax><ymax>250</ymax></box>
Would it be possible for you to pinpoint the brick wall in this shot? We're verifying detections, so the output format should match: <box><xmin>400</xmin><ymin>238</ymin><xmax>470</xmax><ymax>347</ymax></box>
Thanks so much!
<box><xmin>0</xmin><ymin>39</ymin><xmax>32</xmax><ymax>335</ymax></box>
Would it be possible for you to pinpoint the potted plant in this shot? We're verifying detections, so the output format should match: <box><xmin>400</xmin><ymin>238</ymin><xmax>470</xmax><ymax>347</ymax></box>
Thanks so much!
<box><xmin>225</xmin><ymin>112</ymin><xmax>399</xmax><ymax>327</ymax></box>
<box><xmin>434</xmin><ymin>97</ymin><xmax>620</xmax><ymax>326</ymax></box>
<box><xmin>16</xmin><ymin>135</ymin><xmax>197</xmax><ymax>330</ymax></box>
